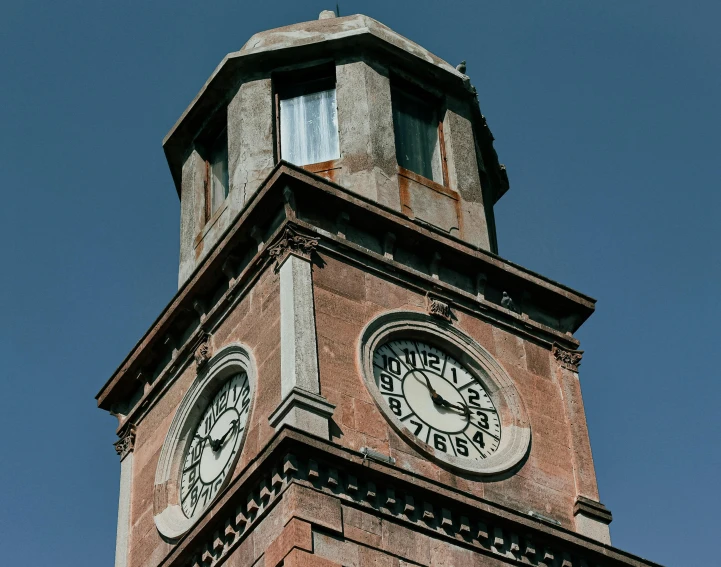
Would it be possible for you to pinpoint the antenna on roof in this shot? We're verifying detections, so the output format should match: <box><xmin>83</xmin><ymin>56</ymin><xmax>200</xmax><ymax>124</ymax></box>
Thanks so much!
<box><xmin>336</xmin><ymin>3</ymin><xmax>340</xmax><ymax>17</ymax></box>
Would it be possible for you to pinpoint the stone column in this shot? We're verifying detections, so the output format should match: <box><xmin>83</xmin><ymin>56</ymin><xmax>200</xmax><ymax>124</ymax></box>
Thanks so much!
<box><xmin>113</xmin><ymin>425</ymin><xmax>136</xmax><ymax>567</ymax></box>
<box><xmin>268</xmin><ymin>226</ymin><xmax>335</xmax><ymax>438</ymax></box>
<box><xmin>553</xmin><ymin>344</ymin><xmax>612</xmax><ymax>544</ymax></box>
<box><xmin>336</xmin><ymin>61</ymin><xmax>400</xmax><ymax>210</ymax></box>
<box><xmin>443</xmin><ymin>96</ymin><xmax>491</xmax><ymax>250</ymax></box>
<box><xmin>178</xmin><ymin>150</ymin><xmax>207</xmax><ymax>288</ymax></box>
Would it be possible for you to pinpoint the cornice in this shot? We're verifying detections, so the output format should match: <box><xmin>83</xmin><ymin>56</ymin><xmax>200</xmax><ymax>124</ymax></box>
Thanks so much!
<box><xmin>157</xmin><ymin>428</ymin><xmax>661</xmax><ymax>567</ymax></box>
<box><xmin>97</xmin><ymin>164</ymin><xmax>595</xmax><ymax>415</ymax></box>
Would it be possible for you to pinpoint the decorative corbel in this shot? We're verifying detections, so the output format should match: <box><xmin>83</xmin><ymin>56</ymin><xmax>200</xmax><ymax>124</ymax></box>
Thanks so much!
<box><xmin>114</xmin><ymin>424</ymin><xmax>136</xmax><ymax>461</ymax></box>
<box><xmin>383</xmin><ymin>232</ymin><xmax>396</xmax><ymax>260</ymax></box>
<box><xmin>221</xmin><ymin>255</ymin><xmax>239</xmax><ymax>284</ymax></box>
<box><xmin>426</xmin><ymin>293</ymin><xmax>453</xmax><ymax>322</ymax></box>
<box><xmin>267</xmin><ymin>225</ymin><xmax>318</xmax><ymax>270</ymax></box>
<box><xmin>429</xmin><ymin>252</ymin><xmax>441</xmax><ymax>280</ymax></box>
<box><xmin>282</xmin><ymin>186</ymin><xmax>297</xmax><ymax>218</ymax></box>
<box><xmin>553</xmin><ymin>343</ymin><xmax>584</xmax><ymax>372</ymax></box>
<box><xmin>336</xmin><ymin>212</ymin><xmax>350</xmax><ymax>239</ymax></box>
<box><xmin>194</xmin><ymin>333</ymin><xmax>212</xmax><ymax>369</ymax></box>
<box><xmin>475</xmin><ymin>273</ymin><xmax>487</xmax><ymax>300</ymax></box>
<box><xmin>250</xmin><ymin>225</ymin><xmax>264</xmax><ymax>252</ymax></box>
<box><xmin>192</xmin><ymin>298</ymin><xmax>207</xmax><ymax>323</ymax></box>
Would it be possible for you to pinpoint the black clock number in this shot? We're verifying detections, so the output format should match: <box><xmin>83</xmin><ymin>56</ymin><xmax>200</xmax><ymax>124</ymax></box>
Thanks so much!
<box><xmin>381</xmin><ymin>354</ymin><xmax>401</xmax><ymax>375</ymax></box>
<box><xmin>402</xmin><ymin>348</ymin><xmax>417</xmax><ymax>367</ymax></box>
<box><xmin>477</xmin><ymin>412</ymin><xmax>489</xmax><ymax>429</ymax></box>
<box><xmin>379</xmin><ymin>373</ymin><xmax>395</xmax><ymax>392</ymax></box>
<box><xmin>473</xmin><ymin>430</ymin><xmax>485</xmax><ymax>448</ymax></box>
<box><xmin>455</xmin><ymin>436</ymin><xmax>469</xmax><ymax>456</ymax></box>
<box><xmin>419</xmin><ymin>350</ymin><xmax>441</xmax><ymax>371</ymax></box>
<box><xmin>388</xmin><ymin>397</ymin><xmax>403</xmax><ymax>416</ymax></box>
<box><xmin>410</xmin><ymin>420</ymin><xmax>423</xmax><ymax>436</ymax></box>
<box><xmin>467</xmin><ymin>388</ymin><xmax>481</xmax><ymax>407</ymax></box>
<box><xmin>433</xmin><ymin>433</ymin><xmax>447</xmax><ymax>452</ymax></box>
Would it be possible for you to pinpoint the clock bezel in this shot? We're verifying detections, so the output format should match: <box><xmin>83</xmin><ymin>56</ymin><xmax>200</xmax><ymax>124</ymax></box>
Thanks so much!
<box><xmin>359</xmin><ymin>310</ymin><xmax>531</xmax><ymax>476</ymax></box>
<box><xmin>153</xmin><ymin>344</ymin><xmax>256</xmax><ymax>540</ymax></box>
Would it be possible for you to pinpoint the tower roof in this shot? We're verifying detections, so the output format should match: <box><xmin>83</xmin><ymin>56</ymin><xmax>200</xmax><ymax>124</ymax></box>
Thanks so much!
<box><xmin>162</xmin><ymin>13</ymin><xmax>491</xmax><ymax>196</ymax></box>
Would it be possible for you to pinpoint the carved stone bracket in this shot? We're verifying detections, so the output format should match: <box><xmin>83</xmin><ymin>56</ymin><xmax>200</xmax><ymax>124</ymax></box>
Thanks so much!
<box><xmin>267</xmin><ymin>226</ymin><xmax>319</xmax><ymax>270</ymax></box>
<box><xmin>194</xmin><ymin>333</ymin><xmax>212</xmax><ymax>369</ymax></box>
<box><xmin>114</xmin><ymin>424</ymin><xmax>136</xmax><ymax>461</ymax></box>
<box><xmin>426</xmin><ymin>294</ymin><xmax>453</xmax><ymax>322</ymax></box>
<box><xmin>553</xmin><ymin>343</ymin><xmax>583</xmax><ymax>372</ymax></box>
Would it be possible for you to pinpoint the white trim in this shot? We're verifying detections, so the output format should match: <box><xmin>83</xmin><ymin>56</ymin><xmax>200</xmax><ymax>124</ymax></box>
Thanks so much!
<box><xmin>280</xmin><ymin>254</ymin><xmax>321</xmax><ymax>397</ymax></box>
<box><xmin>358</xmin><ymin>310</ymin><xmax>531</xmax><ymax>476</ymax></box>
<box><xmin>153</xmin><ymin>344</ymin><xmax>257</xmax><ymax>540</ymax></box>
<box><xmin>114</xmin><ymin>452</ymin><xmax>133</xmax><ymax>567</ymax></box>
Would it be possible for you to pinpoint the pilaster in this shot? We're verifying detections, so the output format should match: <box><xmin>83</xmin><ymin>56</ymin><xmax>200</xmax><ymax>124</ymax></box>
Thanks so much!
<box><xmin>268</xmin><ymin>227</ymin><xmax>335</xmax><ymax>438</ymax></box>
<box><xmin>553</xmin><ymin>343</ymin><xmax>612</xmax><ymax>544</ymax></box>
<box><xmin>113</xmin><ymin>424</ymin><xmax>136</xmax><ymax>567</ymax></box>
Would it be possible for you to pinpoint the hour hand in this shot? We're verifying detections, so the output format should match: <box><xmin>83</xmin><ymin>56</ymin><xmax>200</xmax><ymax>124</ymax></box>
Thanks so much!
<box><xmin>438</xmin><ymin>398</ymin><xmax>471</xmax><ymax>420</ymax></box>
<box><xmin>212</xmin><ymin>419</ymin><xmax>238</xmax><ymax>450</ymax></box>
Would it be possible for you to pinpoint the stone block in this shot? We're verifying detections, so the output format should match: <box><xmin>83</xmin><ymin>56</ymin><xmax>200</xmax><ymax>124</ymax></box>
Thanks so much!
<box><xmin>313</xmin><ymin>531</ymin><xmax>360</xmax><ymax>566</ymax></box>
<box><xmin>284</xmin><ymin>484</ymin><xmax>343</xmax><ymax>534</ymax></box>
<box><xmin>313</xmin><ymin>255</ymin><xmax>368</xmax><ymax>302</ymax></box>
<box><xmin>353</xmin><ymin>399</ymin><xmax>389</xmax><ymax>441</ymax></box>
<box><xmin>343</xmin><ymin>505</ymin><xmax>383</xmax><ymax>547</ymax></box>
<box><xmin>263</xmin><ymin>518</ymin><xmax>312</xmax><ymax>567</ymax></box>
<box><xmin>283</xmin><ymin>548</ymin><xmax>341</xmax><ymax>567</ymax></box>
<box><xmin>382</xmin><ymin>520</ymin><xmax>431</xmax><ymax>565</ymax></box>
<box><xmin>224</xmin><ymin>533</ymin><xmax>256</xmax><ymax>567</ymax></box>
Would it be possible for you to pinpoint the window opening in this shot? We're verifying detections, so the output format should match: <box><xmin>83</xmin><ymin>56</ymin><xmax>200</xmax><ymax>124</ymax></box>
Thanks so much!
<box><xmin>391</xmin><ymin>84</ymin><xmax>445</xmax><ymax>184</ymax></box>
<box><xmin>205</xmin><ymin>128</ymin><xmax>228</xmax><ymax>219</ymax></box>
<box><xmin>278</xmin><ymin>75</ymin><xmax>340</xmax><ymax>167</ymax></box>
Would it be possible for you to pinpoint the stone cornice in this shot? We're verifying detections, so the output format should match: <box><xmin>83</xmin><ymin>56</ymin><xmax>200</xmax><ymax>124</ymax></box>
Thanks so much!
<box><xmin>157</xmin><ymin>428</ymin><xmax>660</xmax><ymax>567</ymax></box>
<box><xmin>97</xmin><ymin>164</ymin><xmax>595</xmax><ymax>415</ymax></box>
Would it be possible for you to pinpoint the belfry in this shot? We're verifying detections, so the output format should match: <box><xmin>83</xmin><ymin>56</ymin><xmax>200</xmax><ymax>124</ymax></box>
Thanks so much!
<box><xmin>97</xmin><ymin>12</ymin><xmax>660</xmax><ymax>567</ymax></box>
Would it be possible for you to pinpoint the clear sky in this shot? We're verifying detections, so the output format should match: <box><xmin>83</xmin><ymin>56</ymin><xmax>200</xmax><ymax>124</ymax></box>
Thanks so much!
<box><xmin>1</xmin><ymin>1</ymin><xmax>719</xmax><ymax>565</ymax></box>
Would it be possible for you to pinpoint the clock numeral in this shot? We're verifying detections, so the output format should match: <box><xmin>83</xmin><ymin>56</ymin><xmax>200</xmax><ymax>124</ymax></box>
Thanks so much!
<box><xmin>467</xmin><ymin>388</ymin><xmax>481</xmax><ymax>407</ymax></box>
<box><xmin>388</xmin><ymin>397</ymin><xmax>403</xmax><ymax>416</ymax></box>
<box><xmin>455</xmin><ymin>436</ymin><xmax>469</xmax><ymax>457</ymax></box>
<box><xmin>473</xmin><ymin>430</ymin><xmax>486</xmax><ymax>449</ymax></box>
<box><xmin>381</xmin><ymin>354</ymin><xmax>402</xmax><ymax>375</ymax></box>
<box><xmin>379</xmin><ymin>373</ymin><xmax>395</xmax><ymax>392</ymax></box>
<box><xmin>433</xmin><ymin>433</ymin><xmax>447</xmax><ymax>452</ymax></box>
<box><xmin>450</xmin><ymin>367</ymin><xmax>458</xmax><ymax>383</ymax></box>
<box><xmin>420</xmin><ymin>350</ymin><xmax>441</xmax><ymax>371</ymax></box>
<box><xmin>409</xmin><ymin>419</ymin><xmax>423</xmax><ymax>436</ymax></box>
<box><xmin>191</xmin><ymin>439</ymin><xmax>203</xmax><ymax>462</ymax></box>
<box><xmin>477</xmin><ymin>412</ymin><xmax>490</xmax><ymax>430</ymax></box>
<box><xmin>402</xmin><ymin>348</ymin><xmax>417</xmax><ymax>367</ymax></box>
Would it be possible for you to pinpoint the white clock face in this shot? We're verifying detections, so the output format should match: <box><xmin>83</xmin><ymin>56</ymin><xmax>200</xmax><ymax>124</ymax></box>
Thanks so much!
<box><xmin>180</xmin><ymin>373</ymin><xmax>250</xmax><ymax>519</ymax></box>
<box><xmin>373</xmin><ymin>339</ymin><xmax>501</xmax><ymax>460</ymax></box>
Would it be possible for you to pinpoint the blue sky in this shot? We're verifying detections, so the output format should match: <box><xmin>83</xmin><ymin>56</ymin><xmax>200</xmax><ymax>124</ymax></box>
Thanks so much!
<box><xmin>1</xmin><ymin>1</ymin><xmax>719</xmax><ymax>565</ymax></box>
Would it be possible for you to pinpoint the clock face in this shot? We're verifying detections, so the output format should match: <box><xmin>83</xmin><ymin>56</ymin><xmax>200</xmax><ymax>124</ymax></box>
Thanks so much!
<box><xmin>373</xmin><ymin>339</ymin><xmax>501</xmax><ymax>460</ymax></box>
<box><xmin>180</xmin><ymin>373</ymin><xmax>250</xmax><ymax>519</ymax></box>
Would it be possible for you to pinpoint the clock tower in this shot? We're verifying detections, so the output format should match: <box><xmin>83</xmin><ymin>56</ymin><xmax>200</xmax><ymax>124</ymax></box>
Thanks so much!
<box><xmin>98</xmin><ymin>11</ymin><xmax>661</xmax><ymax>567</ymax></box>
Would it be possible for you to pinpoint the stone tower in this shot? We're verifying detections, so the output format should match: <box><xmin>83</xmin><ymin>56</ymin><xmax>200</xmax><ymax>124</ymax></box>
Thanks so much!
<box><xmin>97</xmin><ymin>12</ymin><xmax>660</xmax><ymax>567</ymax></box>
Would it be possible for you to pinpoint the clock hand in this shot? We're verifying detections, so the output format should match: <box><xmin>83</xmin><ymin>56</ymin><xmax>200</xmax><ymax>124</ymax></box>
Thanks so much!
<box><xmin>208</xmin><ymin>419</ymin><xmax>239</xmax><ymax>451</ymax></box>
<box><xmin>438</xmin><ymin>398</ymin><xmax>471</xmax><ymax>420</ymax></box>
<box><xmin>415</xmin><ymin>370</ymin><xmax>444</xmax><ymax>405</ymax></box>
<box><xmin>213</xmin><ymin>419</ymin><xmax>238</xmax><ymax>449</ymax></box>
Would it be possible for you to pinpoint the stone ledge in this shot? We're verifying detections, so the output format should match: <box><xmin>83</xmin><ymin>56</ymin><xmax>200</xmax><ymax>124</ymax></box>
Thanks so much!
<box><xmin>268</xmin><ymin>388</ymin><xmax>336</xmax><ymax>439</ymax></box>
<box><xmin>574</xmin><ymin>497</ymin><xmax>613</xmax><ymax>525</ymax></box>
<box><xmin>158</xmin><ymin>428</ymin><xmax>661</xmax><ymax>567</ymax></box>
